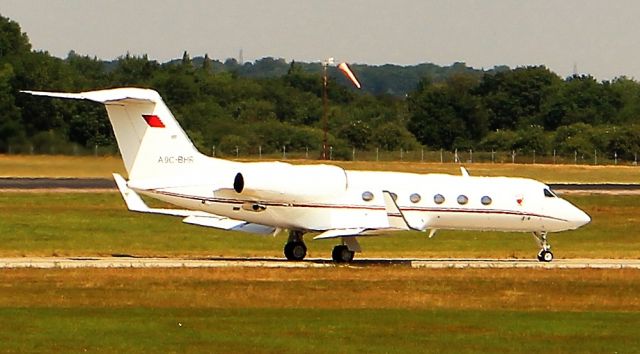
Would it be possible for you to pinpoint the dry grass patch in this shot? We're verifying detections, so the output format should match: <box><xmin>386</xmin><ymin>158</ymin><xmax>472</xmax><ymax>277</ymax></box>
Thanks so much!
<box><xmin>3</xmin><ymin>154</ymin><xmax>640</xmax><ymax>182</ymax></box>
<box><xmin>2</xmin><ymin>267</ymin><xmax>640</xmax><ymax>312</ymax></box>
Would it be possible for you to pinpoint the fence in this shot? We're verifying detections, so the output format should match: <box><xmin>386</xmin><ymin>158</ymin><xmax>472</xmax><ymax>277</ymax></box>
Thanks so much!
<box><xmin>209</xmin><ymin>145</ymin><xmax>638</xmax><ymax>166</ymax></box>
<box><xmin>2</xmin><ymin>143</ymin><xmax>638</xmax><ymax>166</ymax></box>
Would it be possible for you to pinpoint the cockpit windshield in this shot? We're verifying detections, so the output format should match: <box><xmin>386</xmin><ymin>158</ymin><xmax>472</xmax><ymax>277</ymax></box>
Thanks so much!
<box><xmin>544</xmin><ymin>188</ymin><xmax>557</xmax><ymax>198</ymax></box>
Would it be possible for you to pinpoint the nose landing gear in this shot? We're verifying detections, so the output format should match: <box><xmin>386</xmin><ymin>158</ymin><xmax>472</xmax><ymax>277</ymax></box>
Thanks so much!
<box><xmin>533</xmin><ymin>231</ymin><xmax>554</xmax><ymax>262</ymax></box>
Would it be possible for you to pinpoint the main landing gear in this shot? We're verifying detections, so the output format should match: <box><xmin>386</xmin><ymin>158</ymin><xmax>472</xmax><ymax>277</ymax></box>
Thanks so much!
<box><xmin>533</xmin><ymin>231</ymin><xmax>554</xmax><ymax>262</ymax></box>
<box><xmin>283</xmin><ymin>231</ymin><xmax>359</xmax><ymax>263</ymax></box>
<box><xmin>332</xmin><ymin>245</ymin><xmax>355</xmax><ymax>263</ymax></box>
<box><xmin>284</xmin><ymin>230</ymin><xmax>307</xmax><ymax>261</ymax></box>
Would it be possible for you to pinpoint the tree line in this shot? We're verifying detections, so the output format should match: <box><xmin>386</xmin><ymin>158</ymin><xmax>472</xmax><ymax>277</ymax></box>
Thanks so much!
<box><xmin>1</xmin><ymin>15</ymin><xmax>640</xmax><ymax>160</ymax></box>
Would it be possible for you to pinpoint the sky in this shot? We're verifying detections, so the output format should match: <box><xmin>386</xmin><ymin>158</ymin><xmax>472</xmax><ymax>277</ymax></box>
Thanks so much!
<box><xmin>2</xmin><ymin>0</ymin><xmax>640</xmax><ymax>80</ymax></box>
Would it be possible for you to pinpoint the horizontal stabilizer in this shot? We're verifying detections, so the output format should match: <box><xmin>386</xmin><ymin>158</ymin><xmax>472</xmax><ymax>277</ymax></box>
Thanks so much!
<box><xmin>21</xmin><ymin>88</ymin><xmax>157</xmax><ymax>104</ymax></box>
<box><xmin>313</xmin><ymin>228</ymin><xmax>365</xmax><ymax>240</ymax></box>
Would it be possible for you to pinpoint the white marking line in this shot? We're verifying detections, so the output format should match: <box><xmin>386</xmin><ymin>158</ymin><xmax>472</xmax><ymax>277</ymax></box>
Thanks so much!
<box><xmin>0</xmin><ymin>257</ymin><xmax>333</xmax><ymax>269</ymax></box>
<box><xmin>0</xmin><ymin>257</ymin><xmax>640</xmax><ymax>269</ymax></box>
<box><xmin>410</xmin><ymin>258</ymin><xmax>640</xmax><ymax>269</ymax></box>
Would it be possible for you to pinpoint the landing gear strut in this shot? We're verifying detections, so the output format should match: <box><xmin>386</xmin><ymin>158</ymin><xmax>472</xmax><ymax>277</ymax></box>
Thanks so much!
<box><xmin>284</xmin><ymin>230</ymin><xmax>307</xmax><ymax>261</ymax></box>
<box><xmin>533</xmin><ymin>231</ymin><xmax>554</xmax><ymax>262</ymax></box>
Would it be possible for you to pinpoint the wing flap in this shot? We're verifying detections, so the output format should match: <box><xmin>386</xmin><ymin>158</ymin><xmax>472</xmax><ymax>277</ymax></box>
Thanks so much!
<box><xmin>313</xmin><ymin>228</ymin><xmax>366</xmax><ymax>240</ymax></box>
<box><xmin>182</xmin><ymin>216</ymin><xmax>275</xmax><ymax>235</ymax></box>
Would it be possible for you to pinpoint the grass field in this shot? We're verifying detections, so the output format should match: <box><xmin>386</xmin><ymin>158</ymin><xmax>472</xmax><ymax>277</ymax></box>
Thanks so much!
<box><xmin>0</xmin><ymin>192</ymin><xmax>638</xmax><ymax>259</ymax></box>
<box><xmin>2</xmin><ymin>156</ymin><xmax>640</xmax><ymax>352</ymax></box>
<box><xmin>2</xmin><ymin>154</ymin><xmax>640</xmax><ymax>182</ymax></box>
<box><xmin>0</xmin><ymin>267</ymin><xmax>639</xmax><ymax>352</ymax></box>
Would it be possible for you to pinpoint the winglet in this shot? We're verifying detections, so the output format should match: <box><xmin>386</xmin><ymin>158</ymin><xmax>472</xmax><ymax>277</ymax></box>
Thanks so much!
<box><xmin>112</xmin><ymin>173</ymin><xmax>150</xmax><ymax>212</ymax></box>
<box><xmin>460</xmin><ymin>167</ymin><xmax>470</xmax><ymax>177</ymax></box>
<box><xmin>382</xmin><ymin>191</ymin><xmax>411</xmax><ymax>230</ymax></box>
<box><xmin>112</xmin><ymin>173</ymin><xmax>198</xmax><ymax>217</ymax></box>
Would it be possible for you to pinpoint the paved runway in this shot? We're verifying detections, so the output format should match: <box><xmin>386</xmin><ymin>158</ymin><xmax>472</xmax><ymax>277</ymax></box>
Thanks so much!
<box><xmin>2</xmin><ymin>178</ymin><xmax>640</xmax><ymax>194</ymax></box>
<box><xmin>1</xmin><ymin>256</ymin><xmax>639</xmax><ymax>269</ymax></box>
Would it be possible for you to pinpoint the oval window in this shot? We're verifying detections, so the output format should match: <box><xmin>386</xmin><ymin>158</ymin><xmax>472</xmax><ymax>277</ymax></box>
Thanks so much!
<box><xmin>457</xmin><ymin>195</ymin><xmax>468</xmax><ymax>205</ymax></box>
<box><xmin>362</xmin><ymin>191</ymin><xmax>374</xmax><ymax>201</ymax></box>
<box><xmin>481</xmin><ymin>196</ymin><xmax>492</xmax><ymax>205</ymax></box>
<box><xmin>434</xmin><ymin>194</ymin><xmax>445</xmax><ymax>204</ymax></box>
<box><xmin>390</xmin><ymin>192</ymin><xmax>398</xmax><ymax>201</ymax></box>
<box><xmin>410</xmin><ymin>193</ymin><xmax>421</xmax><ymax>203</ymax></box>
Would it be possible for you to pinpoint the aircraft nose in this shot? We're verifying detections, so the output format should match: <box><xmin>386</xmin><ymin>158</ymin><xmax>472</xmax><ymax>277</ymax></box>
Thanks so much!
<box><xmin>570</xmin><ymin>207</ymin><xmax>591</xmax><ymax>229</ymax></box>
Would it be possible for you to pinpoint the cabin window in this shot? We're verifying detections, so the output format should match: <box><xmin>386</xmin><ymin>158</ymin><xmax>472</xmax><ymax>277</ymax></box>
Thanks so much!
<box><xmin>481</xmin><ymin>196</ymin><xmax>492</xmax><ymax>205</ymax></box>
<box><xmin>410</xmin><ymin>193</ymin><xmax>421</xmax><ymax>203</ymax></box>
<box><xmin>362</xmin><ymin>191</ymin><xmax>374</xmax><ymax>201</ymax></box>
<box><xmin>434</xmin><ymin>194</ymin><xmax>445</xmax><ymax>204</ymax></box>
<box><xmin>457</xmin><ymin>195</ymin><xmax>468</xmax><ymax>205</ymax></box>
<box><xmin>544</xmin><ymin>189</ymin><xmax>556</xmax><ymax>198</ymax></box>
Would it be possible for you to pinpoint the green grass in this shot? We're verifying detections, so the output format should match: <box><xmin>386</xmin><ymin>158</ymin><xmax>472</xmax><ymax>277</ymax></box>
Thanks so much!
<box><xmin>0</xmin><ymin>308</ymin><xmax>637</xmax><ymax>353</ymax></box>
<box><xmin>1</xmin><ymin>267</ymin><xmax>639</xmax><ymax>353</ymax></box>
<box><xmin>0</xmin><ymin>192</ymin><xmax>638</xmax><ymax>259</ymax></box>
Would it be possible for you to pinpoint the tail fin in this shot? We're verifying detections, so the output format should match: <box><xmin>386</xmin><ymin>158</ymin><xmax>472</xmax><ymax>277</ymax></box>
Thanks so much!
<box><xmin>22</xmin><ymin>88</ymin><xmax>203</xmax><ymax>180</ymax></box>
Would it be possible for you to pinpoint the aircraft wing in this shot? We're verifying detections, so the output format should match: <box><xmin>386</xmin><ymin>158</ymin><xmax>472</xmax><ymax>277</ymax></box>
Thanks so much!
<box><xmin>113</xmin><ymin>173</ymin><xmax>275</xmax><ymax>235</ymax></box>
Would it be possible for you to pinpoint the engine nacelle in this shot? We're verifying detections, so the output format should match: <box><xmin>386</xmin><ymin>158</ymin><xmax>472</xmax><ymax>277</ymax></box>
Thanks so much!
<box><xmin>232</xmin><ymin>162</ymin><xmax>348</xmax><ymax>198</ymax></box>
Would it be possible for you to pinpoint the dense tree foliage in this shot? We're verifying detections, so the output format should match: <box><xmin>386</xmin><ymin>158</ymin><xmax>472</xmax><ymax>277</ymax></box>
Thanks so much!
<box><xmin>2</xmin><ymin>14</ymin><xmax>640</xmax><ymax>160</ymax></box>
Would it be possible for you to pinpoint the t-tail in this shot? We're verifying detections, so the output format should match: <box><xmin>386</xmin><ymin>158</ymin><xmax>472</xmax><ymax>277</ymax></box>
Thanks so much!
<box><xmin>21</xmin><ymin>88</ymin><xmax>207</xmax><ymax>181</ymax></box>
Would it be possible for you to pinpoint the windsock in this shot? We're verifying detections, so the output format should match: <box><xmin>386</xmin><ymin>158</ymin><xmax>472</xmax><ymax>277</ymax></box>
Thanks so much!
<box><xmin>337</xmin><ymin>62</ymin><xmax>361</xmax><ymax>89</ymax></box>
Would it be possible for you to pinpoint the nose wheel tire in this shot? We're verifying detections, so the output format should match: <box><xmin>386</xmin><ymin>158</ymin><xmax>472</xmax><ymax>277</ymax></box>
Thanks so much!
<box><xmin>284</xmin><ymin>241</ymin><xmax>307</xmax><ymax>261</ymax></box>
<box><xmin>332</xmin><ymin>245</ymin><xmax>355</xmax><ymax>263</ymax></box>
<box><xmin>537</xmin><ymin>250</ymin><xmax>554</xmax><ymax>262</ymax></box>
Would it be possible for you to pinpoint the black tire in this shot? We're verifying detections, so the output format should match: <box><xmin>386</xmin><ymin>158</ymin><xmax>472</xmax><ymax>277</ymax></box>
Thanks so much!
<box><xmin>332</xmin><ymin>245</ymin><xmax>355</xmax><ymax>263</ymax></box>
<box><xmin>284</xmin><ymin>241</ymin><xmax>306</xmax><ymax>261</ymax></box>
<box><xmin>537</xmin><ymin>250</ymin><xmax>553</xmax><ymax>262</ymax></box>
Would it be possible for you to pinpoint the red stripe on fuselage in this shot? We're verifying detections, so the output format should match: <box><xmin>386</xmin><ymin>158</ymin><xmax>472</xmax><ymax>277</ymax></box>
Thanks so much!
<box><xmin>147</xmin><ymin>189</ymin><xmax>569</xmax><ymax>223</ymax></box>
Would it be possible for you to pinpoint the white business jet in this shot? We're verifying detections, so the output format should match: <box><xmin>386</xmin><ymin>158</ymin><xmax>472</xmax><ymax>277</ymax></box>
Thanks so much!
<box><xmin>23</xmin><ymin>88</ymin><xmax>590</xmax><ymax>262</ymax></box>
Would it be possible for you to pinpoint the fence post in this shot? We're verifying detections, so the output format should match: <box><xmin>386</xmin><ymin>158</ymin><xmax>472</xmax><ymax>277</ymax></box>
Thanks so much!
<box><xmin>511</xmin><ymin>150</ymin><xmax>515</xmax><ymax>164</ymax></box>
<box><xmin>305</xmin><ymin>146</ymin><xmax>309</xmax><ymax>159</ymax></box>
<box><xmin>594</xmin><ymin>150</ymin><xmax>597</xmax><ymax>165</ymax></box>
<box><xmin>283</xmin><ymin>146</ymin><xmax>286</xmax><ymax>159</ymax></box>
<box><xmin>259</xmin><ymin>145</ymin><xmax>262</xmax><ymax>159</ymax></box>
<box><xmin>235</xmin><ymin>146</ymin><xmax>239</xmax><ymax>158</ymax></box>
<box><xmin>491</xmin><ymin>149</ymin><xmax>495</xmax><ymax>164</ymax></box>
<box><xmin>421</xmin><ymin>148</ymin><xmax>424</xmax><ymax>162</ymax></box>
<box><xmin>440</xmin><ymin>149</ymin><xmax>443</xmax><ymax>163</ymax></box>
<box><xmin>614</xmin><ymin>151</ymin><xmax>618</xmax><ymax>165</ymax></box>
<box><xmin>574</xmin><ymin>151</ymin><xmax>577</xmax><ymax>164</ymax></box>
<box><xmin>400</xmin><ymin>148</ymin><xmax>403</xmax><ymax>161</ymax></box>
<box><xmin>553</xmin><ymin>149</ymin><xmax>556</xmax><ymax>164</ymax></box>
<box><xmin>212</xmin><ymin>146</ymin><xmax>216</xmax><ymax>157</ymax></box>
<box><xmin>469</xmin><ymin>149</ymin><xmax>473</xmax><ymax>163</ymax></box>
<box><xmin>376</xmin><ymin>147</ymin><xmax>379</xmax><ymax>161</ymax></box>
<box><xmin>533</xmin><ymin>150</ymin><xmax>535</xmax><ymax>164</ymax></box>
<box><xmin>329</xmin><ymin>146</ymin><xmax>333</xmax><ymax>160</ymax></box>
<box><xmin>454</xmin><ymin>149</ymin><xmax>459</xmax><ymax>163</ymax></box>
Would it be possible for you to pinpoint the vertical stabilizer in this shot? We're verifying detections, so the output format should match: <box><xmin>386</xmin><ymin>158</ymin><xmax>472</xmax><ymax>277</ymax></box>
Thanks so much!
<box><xmin>22</xmin><ymin>88</ymin><xmax>204</xmax><ymax>180</ymax></box>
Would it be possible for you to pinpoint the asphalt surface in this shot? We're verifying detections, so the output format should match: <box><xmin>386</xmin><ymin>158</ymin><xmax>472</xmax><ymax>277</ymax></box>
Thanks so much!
<box><xmin>1</xmin><ymin>256</ymin><xmax>639</xmax><ymax>269</ymax></box>
<box><xmin>1</xmin><ymin>177</ymin><xmax>640</xmax><ymax>192</ymax></box>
